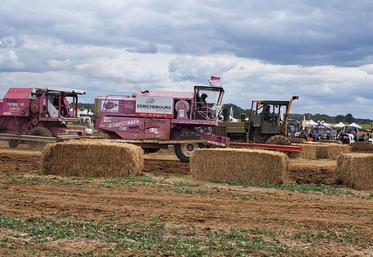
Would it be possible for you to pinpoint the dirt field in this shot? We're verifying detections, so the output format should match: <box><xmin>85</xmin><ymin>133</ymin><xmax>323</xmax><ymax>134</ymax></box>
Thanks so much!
<box><xmin>0</xmin><ymin>142</ymin><xmax>372</xmax><ymax>256</ymax></box>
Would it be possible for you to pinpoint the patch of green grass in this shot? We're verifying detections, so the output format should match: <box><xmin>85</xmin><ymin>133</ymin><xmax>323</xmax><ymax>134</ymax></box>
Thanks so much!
<box><xmin>101</xmin><ymin>175</ymin><xmax>158</xmax><ymax>187</ymax></box>
<box><xmin>210</xmin><ymin>179</ymin><xmax>354</xmax><ymax>196</ymax></box>
<box><xmin>0</xmin><ymin>215</ymin><xmax>290</xmax><ymax>256</ymax></box>
<box><xmin>292</xmin><ymin>227</ymin><xmax>358</xmax><ymax>245</ymax></box>
<box><xmin>194</xmin><ymin>189</ymin><xmax>211</xmax><ymax>195</ymax></box>
<box><xmin>260</xmin><ymin>183</ymin><xmax>354</xmax><ymax>196</ymax></box>
<box><xmin>6</xmin><ymin>174</ymin><xmax>162</xmax><ymax>189</ymax></box>
<box><xmin>360</xmin><ymin>124</ymin><xmax>373</xmax><ymax>130</ymax></box>
<box><xmin>174</xmin><ymin>187</ymin><xmax>193</xmax><ymax>194</ymax></box>
<box><xmin>172</xmin><ymin>180</ymin><xmax>201</xmax><ymax>188</ymax></box>
<box><xmin>0</xmin><ymin>215</ymin><xmax>367</xmax><ymax>257</ymax></box>
<box><xmin>6</xmin><ymin>175</ymin><xmax>89</xmax><ymax>186</ymax></box>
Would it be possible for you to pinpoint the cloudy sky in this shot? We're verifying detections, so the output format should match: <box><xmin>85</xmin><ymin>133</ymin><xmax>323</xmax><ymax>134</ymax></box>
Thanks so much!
<box><xmin>1</xmin><ymin>0</ymin><xmax>373</xmax><ymax>117</ymax></box>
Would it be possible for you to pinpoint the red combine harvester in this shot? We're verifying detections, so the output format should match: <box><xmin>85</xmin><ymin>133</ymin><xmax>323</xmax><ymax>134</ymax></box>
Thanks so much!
<box><xmin>95</xmin><ymin>85</ymin><xmax>228</xmax><ymax>162</ymax></box>
<box><xmin>0</xmin><ymin>87</ymin><xmax>85</xmax><ymax>148</ymax></box>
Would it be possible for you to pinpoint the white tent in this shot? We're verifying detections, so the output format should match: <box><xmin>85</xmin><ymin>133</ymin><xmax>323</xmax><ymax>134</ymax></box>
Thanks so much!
<box><xmin>323</xmin><ymin>122</ymin><xmax>331</xmax><ymax>128</ymax></box>
<box><xmin>319</xmin><ymin>121</ymin><xmax>331</xmax><ymax>128</ymax></box>
<box><xmin>348</xmin><ymin>122</ymin><xmax>362</xmax><ymax>129</ymax></box>
<box><xmin>80</xmin><ymin>109</ymin><xmax>94</xmax><ymax>116</ymax></box>
<box><xmin>303</xmin><ymin>119</ymin><xmax>318</xmax><ymax>128</ymax></box>
<box><xmin>334</xmin><ymin>122</ymin><xmax>346</xmax><ymax>128</ymax></box>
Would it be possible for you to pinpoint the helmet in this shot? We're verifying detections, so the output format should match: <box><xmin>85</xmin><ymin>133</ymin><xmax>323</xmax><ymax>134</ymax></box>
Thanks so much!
<box><xmin>201</xmin><ymin>93</ymin><xmax>208</xmax><ymax>99</ymax></box>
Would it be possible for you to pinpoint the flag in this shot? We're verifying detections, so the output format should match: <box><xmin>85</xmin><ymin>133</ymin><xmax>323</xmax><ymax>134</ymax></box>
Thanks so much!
<box><xmin>208</xmin><ymin>76</ymin><xmax>222</xmax><ymax>87</ymax></box>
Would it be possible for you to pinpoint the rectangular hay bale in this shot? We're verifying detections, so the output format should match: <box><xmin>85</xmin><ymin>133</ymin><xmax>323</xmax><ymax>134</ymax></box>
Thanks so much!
<box><xmin>352</xmin><ymin>142</ymin><xmax>373</xmax><ymax>152</ymax></box>
<box><xmin>294</xmin><ymin>143</ymin><xmax>317</xmax><ymax>159</ymax></box>
<box><xmin>42</xmin><ymin>140</ymin><xmax>144</xmax><ymax>177</ymax></box>
<box><xmin>316</xmin><ymin>144</ymin><xmax>352</xmax><ymax>160</ymax></box>
<box><xmin>336</xmin><ymin>153</ymin><xmax>373</xmax><ymax>190</ymax></box>
<box><xmin>190</xmin><ymin>148</ymin><xmax>289</xmax><ymax>185</ymax></box>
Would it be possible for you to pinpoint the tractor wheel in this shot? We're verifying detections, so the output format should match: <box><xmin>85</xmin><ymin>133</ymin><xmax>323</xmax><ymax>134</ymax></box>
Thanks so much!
<box><xmin>174</xmin><ymin>132</ymin><xmax>203</xmax><ymax>163</ymax></box>
<box><xmin>8</xmin><ymin>140</ymin><xmax>19</xmax><ymax>149</ymax></box>
<box><xmin>266</xmin><ymin>135</ymin><xmax>291</xmax><ymax>145</ymax></box>
<box><xmin>29</xmin><ymin>127</ymin><xmax>53</xmax><ymax>149</ymax></box>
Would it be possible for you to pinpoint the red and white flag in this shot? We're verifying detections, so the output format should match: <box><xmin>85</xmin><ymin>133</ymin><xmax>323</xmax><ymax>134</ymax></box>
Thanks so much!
<box><xmin>208</xmin><ymin>76</ymin><xmax>222</xmax><ymax>87</ymax></box>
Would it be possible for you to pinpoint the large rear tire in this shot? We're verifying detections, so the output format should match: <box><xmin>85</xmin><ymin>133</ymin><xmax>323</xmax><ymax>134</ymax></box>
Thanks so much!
<box><xmin>8</xmin><ymin>140</ymin><xmax>19</xmax><ymax>149</ymax></box>
<box><xmin>29</xmin><ymin>127</ymin><xmax>53</xmax><ymax>149</ymax></box>
<box><xmin>266</xmin><ymin>135</ymin><xmax>291</xmax><ymax>145</ymax></box>
<box><xmin>174</xmin><ymin>131</ymin><xmax>203</xmax><ymax>163</ymax></box>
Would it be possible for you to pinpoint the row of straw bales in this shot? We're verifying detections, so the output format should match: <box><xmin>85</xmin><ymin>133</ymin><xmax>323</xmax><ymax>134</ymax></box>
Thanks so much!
<box><xmin>190</xmin><ymin>148</ymin><xmax>289</xmax><ymax>185</ymax></box>
<box><xmin>40</xmin><ymin>140</ymin><xmax>372</xmax><ymax>191</ymax></box>
<box><xmin>41</xmin><ymin>140</ymin><xmax>143</xmax><ymax>177</ymax></box>
<box><xmin>190</xmin><ymin>148</ymin><xmax>372</xmax><ymax>191</ymax></box>
<box><xmin>294</xmin><ymin>143</ymin><xmax>351</xmax><ymax>160</ymax></box>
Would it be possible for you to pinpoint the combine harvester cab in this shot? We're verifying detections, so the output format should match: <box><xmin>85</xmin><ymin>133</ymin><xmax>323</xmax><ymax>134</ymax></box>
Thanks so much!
<box><xmin>0</xmin><ymin>87</ymin><xmax>86</xmax><ymax>148</ymax></box>
<box><xmin>94</xmin><ymin>85</ymin><xmax>229</xmax><ymax>162</ymax></box>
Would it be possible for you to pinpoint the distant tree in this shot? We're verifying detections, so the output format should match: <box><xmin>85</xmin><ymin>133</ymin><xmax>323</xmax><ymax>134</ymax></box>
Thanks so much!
<box><xmin>78</xmin><ymin>103</ymin><xmax>95</xmax><ymax>111</ymax></box>
<box><xmin>335</xmin><ymin>115</ymin><xmax>345</xmax><ymax>123</ymax></box>
<box><xmin>345</xmin><ymin>113</ymin><xmax>355</xmax><ymax>124</ymax></box>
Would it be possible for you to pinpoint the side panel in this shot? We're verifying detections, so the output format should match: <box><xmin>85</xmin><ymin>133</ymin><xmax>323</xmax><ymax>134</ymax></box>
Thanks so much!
<box><xmin>2</xmin><ymin>98</ymin><xmax>30</xmax><ymax>116</ymax></box>
<box><xmin>97</xmin><ymin>98</ymin><xmax>136</xmax><ymax>115</ymax></box>
<box><xmin>0</xmin><ymin>100</ymin><xmax>3</xmax><ymax>115</ymax></box>
<box><xmin>2</xmin><ymin>88</ymin><xmax>32</xmax><ymax>117</ymax></box>
<box><xmin>144</xmin><ymin>118</ymin><xmax>170</xmax><ymax>140</ymax></box>
<box><xmin>97</xmin><ymin>116</ymin><xmax>145</xmax><ymax>140</ymax></box>
<box><xmin>135</xmin><ymin>96</ymin><xmax>174</xmax><ymax>118</ymax></box>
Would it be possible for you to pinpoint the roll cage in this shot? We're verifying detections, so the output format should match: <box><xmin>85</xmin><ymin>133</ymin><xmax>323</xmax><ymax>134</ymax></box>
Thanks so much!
<box><xmin>193</xmin><ymin>85</ymin><xmax>225</xmax><ymax>121</ymax></box>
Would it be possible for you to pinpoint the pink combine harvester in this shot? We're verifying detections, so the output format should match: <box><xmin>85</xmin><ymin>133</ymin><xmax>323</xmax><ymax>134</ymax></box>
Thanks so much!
<box><xmin>0</xmin><ymin>87</ymin><xmax>85</xmax><ymax>148</ymax></box>
<box><xmin>95</xmin><ymin>85</ymin><xmax>229</xmax><ymax>162</ymax></box>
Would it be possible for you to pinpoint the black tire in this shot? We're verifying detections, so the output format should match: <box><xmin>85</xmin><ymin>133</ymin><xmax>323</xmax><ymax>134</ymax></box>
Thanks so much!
<box><xmin>29</xmin><ymin>127</ymin><xmax>53</xmax><ymax>149</ymax></box>
<box><xmin>8</xmin><ymin>140</ymin><xmax>19</xmax><ymax>149</ymax></box>
<box><xmin>266</xmin><ymin>135</ymin><xmax>291</xmax><ymax>145</ymax></box>
<box><xmin>143</xmin><ymin>148</ymin><xmax>160</xmax><ymax>154</ymax></box>
<box><xmin>250</xmin><ymin>128</ymin><xmax>266</xmax><ymax>143</ymax></box>
<box><xmin>174</xmin><ymin>131</ymin><xmax>203</xmax><ymax>163</ymax></box>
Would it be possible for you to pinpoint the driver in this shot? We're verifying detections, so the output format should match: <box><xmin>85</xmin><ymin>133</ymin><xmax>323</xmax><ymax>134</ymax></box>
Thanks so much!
<box><xmin>262</xmin><ymin>104</ymin><xmax>271</xmax><ymax>121</ymax></box>
<box><xmin>196</xmin><ymin>93</ymin><xmax>209</xmax><ymax>119</ymax></box>
<box><xmin>200</xmin><ymin>93</ymin><xmax>208</xmax><ymax>114</ymax></box>
<box><xmin>201</xmin><ymin>93</ymin><xmax>208</xmax><ymax>104</ymax></box>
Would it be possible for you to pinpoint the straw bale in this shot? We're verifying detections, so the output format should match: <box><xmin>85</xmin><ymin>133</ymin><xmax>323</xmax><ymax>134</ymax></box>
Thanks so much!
<box><xmin>294</xmin><ymin>143</ymin><xmax>317</xmax><ymax>159</ymax></box>
<box><xmin>316</xmin><ymin>144</ymin><xmax>352</xmax><ymax>160</ymax></box>
<box><xmin>41</xmin><ymin>140</ymin><xmax>143</xmax><ymax>177</ymax></box>
<box><xmin>336</xmin><ymin>153</ymin><xmax>373</xmax><ymax>190</ymax></box>
<box><xmin>190</xmin><ymin>148</ymin><xmax>288</xmax><ymax>185</ymax></box>
<box><xmin>352</xmin><ymin>142</ymin><xmax>373</xmax><ymax>152</ymax></box>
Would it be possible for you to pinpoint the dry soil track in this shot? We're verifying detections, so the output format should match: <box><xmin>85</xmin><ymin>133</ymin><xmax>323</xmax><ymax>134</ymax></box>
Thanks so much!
<box><xmin>0</xmin><ymin>143</ymin><xmax>372</xmax><ymax>256</ymax></box>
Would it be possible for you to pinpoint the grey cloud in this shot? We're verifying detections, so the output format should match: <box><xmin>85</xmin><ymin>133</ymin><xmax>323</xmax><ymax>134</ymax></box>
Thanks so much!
<box><xmin>0</xmin><ymin>50</ymin><xmax>24</xmax><ymax>70</ymax></box>
<box><xmin>168</xmin><ymin>55</ymin><xmax>373</xmax><ymax>116</ymax></box>
<box><xmin>169</xmin><ymin>56</ymin><xmax>236</xmax><ymax>83</ymax></box>
<box><xmin>1</xmin><ymin>0</ymin><xmax>373</xmax><ymax>65</ymax></box>
<box><xmin>0</xmin><ymin>0</ymin><xmax>373</xmax><ymax>117</ymax></box>
<box><xmin>127</xmin><ymin>42</ymin><xmax>158</xmax><ymax>54</ymax></box>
